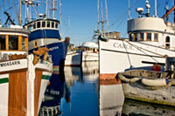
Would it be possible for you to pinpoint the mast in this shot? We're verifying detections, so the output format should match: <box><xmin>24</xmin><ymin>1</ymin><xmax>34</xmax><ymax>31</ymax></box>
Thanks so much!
<box><xmin>101</xmin><ymin>2</ymin><xmax>104</xmax><ymax>33</ymax></box>
<box><xmin>45</xmin><ymin>0</ymin><xmax>48</xmax><ymax>18</ymax></box>
<box><xmin>18</xmin><ymin>0</ymin><xmax>22</xmax><ymax>25</ymax></box>
<box><xmin>174</xmin><ymin>0</ymin><xmax>175</xmax><ymax>23</ymax></box>
<box><xmin>104</xmin><ymin>0</ymin><xmax>109</xmax><ymax>32</ymax></box>
<box><xmin>59</xmin><ymin>0</ymin><xmax>62</xmax><ymax>36</ymax></box>
<box><xmin>97</xmin><ymin>0</ymin><xmax>99</xmax><ymax>30</ymax></box>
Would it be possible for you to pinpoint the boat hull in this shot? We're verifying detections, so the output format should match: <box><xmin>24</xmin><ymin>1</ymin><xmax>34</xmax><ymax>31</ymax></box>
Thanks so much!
<box><xmin>0</xmin><ymin>55</ymin><xmax>52</xmax><ymax>116</ymax></box>
<box><xmin>123</xmin><ymin>83</ymin><xmax>175</xmax><ymax>106</ymax></box>
<box><xmin>99</xmin><ymin>39</ymin><xmax>175</xmax><ymax>75</ymax></box>
<box><xmin>65</xmin><ymin>51</ymin><xmax>81</xmax><ymax>67</ymax></box>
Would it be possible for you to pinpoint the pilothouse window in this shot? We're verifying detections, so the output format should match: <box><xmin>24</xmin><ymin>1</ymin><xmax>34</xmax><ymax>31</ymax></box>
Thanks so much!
<box><xmin>9</xmin><ymin>35</ymin><xmax>18</xmax><ymax>50</ymax></box>
<box><xmin>37</xmin><ymin>22</ymin><xmax>41</xmax><ymax>28</ymax></box>
<box><xmin>166</xmin><ymin>36</ymin><xmax>170</xmax><ymax>49</ymax></box>
<box><xmin>146</xmin><ymin>33</ymin><xmax>152</xmax><ymax>41</ymax></box>
<box><xmin>140</xmin><ymin>33</ymin><xmax>144</xmax><ymax>41</ymax></box>
<box><xmin>42</xmin><ymin>21</ymin><xmax>46</xmax><ymax>27</ymax></box>
<box><xmin>154</xmin><ymin>33</ymin><xmax>158</xmax><ymax>42</ymax></box>
<box><xmin>0</xmin><ymin>35</ymin><xmax>6</xmax><ymax>50</ymax></box>
<box><xmin>47</xmin><ymin>21</ymin><xmax>50</xmax><ymax>27</ymax></box>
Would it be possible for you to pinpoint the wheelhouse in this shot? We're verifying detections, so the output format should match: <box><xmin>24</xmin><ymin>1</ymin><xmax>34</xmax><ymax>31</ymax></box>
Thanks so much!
<box><xmin>0</xmin><ymin>27</ymin><xmax>29</xmax><ymax>51</ymax></box>
<box><xmin>24</xmin><ymin>19</ymin><xmax>60</xmax><ymax>31</ymax></box>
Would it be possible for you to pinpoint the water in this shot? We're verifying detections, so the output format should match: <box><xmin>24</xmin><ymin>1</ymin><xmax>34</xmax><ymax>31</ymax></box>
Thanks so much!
<box><xmin>39</xmin><ymin>62</ymin><xmax>175</xmax><ymax>116</ymax></box>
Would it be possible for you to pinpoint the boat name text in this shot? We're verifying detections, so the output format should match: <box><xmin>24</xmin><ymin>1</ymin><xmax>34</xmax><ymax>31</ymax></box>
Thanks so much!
<box><xmin>113</xmin><ymin>43</ymin><xmax>134</xmax><ymax>50</ymax></box>
<box><xmin>0</xmin><ymin>61</ymin><xmax>20</xmax><ymax>67</ymax></box>
<box><xmin>50</xmin><ymin>46</ymin><xmax>59</xmax><ymax>51</ymax></box>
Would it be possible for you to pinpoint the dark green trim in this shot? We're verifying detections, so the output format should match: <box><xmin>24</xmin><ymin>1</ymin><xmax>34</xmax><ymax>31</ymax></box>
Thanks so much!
<box><xmin>0</xmin><ymin>78</ymin><xmax>9</xmax><ymax>84</ymax></box>
<box><xmin>42</xmin><ymin>75</ymin><xmax>50</xmax><ymax>80</ymax></box>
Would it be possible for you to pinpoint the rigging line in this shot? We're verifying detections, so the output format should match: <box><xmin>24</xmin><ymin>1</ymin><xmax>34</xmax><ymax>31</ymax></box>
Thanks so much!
<box><xmin>11</xmin><ymin>0</ymin><xmax>18</xmax><ymax>23</ymax></box>
<box><xmin>109</xmin><ymin>0</ymin><xmax>140</xmax><ymax>29</ymax></box>
<box><xmin>124</xmin><ymin>40</ymin><xmax>165</xmax><ymax>62</ymax></box>
<box><xmin>0</xmin><ymin>0</ymin><xmax>7</xmax><ymax>10</ymax></box>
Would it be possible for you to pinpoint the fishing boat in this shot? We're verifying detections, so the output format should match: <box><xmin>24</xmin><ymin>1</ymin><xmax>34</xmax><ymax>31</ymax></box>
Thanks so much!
<box><xmin>0</xmin><ymin>26</ymin><xmax>52</xmax><ymax>115</ymax></box>
<box><xmin>0</xmin><ymin>1</ymin><xmax>53</xmax><ymax>115</ymax></box>
<box><xmin>81</xmin><ymin>42</ymin><xmax>98</xmax><ymax>62</ymax></box>
<box><xmin>65</xmin><ymin>44</ymin><xmax>82</xmax><ymax>67</ymax></box>
<box><xmin>23</xmin><ymin>0</ymin><xmax>69</xmax><ymax>72</ymax></box>
<box><xmin>99</xmin><ymin>0</ymin><xmax>175</xmax><ymax>79</ymax></box>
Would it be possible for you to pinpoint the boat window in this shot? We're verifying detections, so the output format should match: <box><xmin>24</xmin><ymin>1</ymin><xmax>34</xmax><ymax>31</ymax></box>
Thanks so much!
<box><xmin>140</xmin><ymin>33</ymin><xmax>144</xmax><ymax>41</ymax></box>
<box><xmin>9</xmin><ymin>35</ymin><xmax>18</xmax><ymax>50</ymax></box>
<box><xmin>47</xmin><ymin>21</ymin><xmax>50</xmax><ymax>27</ymax></box>
<box><xmin>37</xmin><ymin>22</ymin><xmax>41</xmax><ymax>28</ymax></box>
<box><xmin>154</xmin><ymin>33</ymin><xmax>158</xmax><ymax>42</ymax></box>
<box><xmin>165</xmin><ymin>36</ymin><xmax>170</xmax><ymax>49</ymax></box>
<box><xmin>52</xmin><ymin>22</ymin><xmax>54</xmax><ymax>28</ymax></box>
<box><xmin>146</xmin><ymin>33</ymin><xmax>152</xmax><ymax>41</ymax></box>
<box><xmin>22</xmin><ymin>36</ymin><xmax>27</xmax><ymax>51</ymax></box>
<box><xmin>55</xmin><ymin>23</ymin><xmax>58</xmax><ymax>28</ymax></box>
<box><xmin>0</xmin><ymin>35</ymin><xmax>6</xmax><ymax>50</ymax></box>
<box><xmin>33</xmin><ymin>23</ymin><xmax>36</xmax><ymax>29</ymax></box>
<box><xmin>28</xmin><ymin>25</ymin><xmax>32</xmax><ymax>31</ymax></box>
<box><xmin>129</xmin><ymin>33</ymin><xmax>132</xmax><ymax>41</ymax></box>
<box><xmin>42</xmin><ymin>21</ymin><xmax>46</xmax><ymax>27</ymax></box>
<box><xmin>134</xmin><ymin>33</ymin><xmax>138</xmax><ymax>41</ymax></box>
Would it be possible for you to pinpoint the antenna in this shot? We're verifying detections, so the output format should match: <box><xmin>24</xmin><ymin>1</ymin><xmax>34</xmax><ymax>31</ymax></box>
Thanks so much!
<box><xmin>128</xmin><ymin>0</ymin><xmax>131</xmax><ymax>19</ymax></box>
<box><xmin>104</xmin><ymin>0</ymin><xmax>109</xmax><ymax>32</ymax></box>
<box><xmin>154</xmin><ymin>0</ymin><xmax>157</xmax><ymax>17</ymax></box>
<box><xmin>68</xmin><ymin>16</ymin><xmax>71</xmax><ymax>37</ymax></box>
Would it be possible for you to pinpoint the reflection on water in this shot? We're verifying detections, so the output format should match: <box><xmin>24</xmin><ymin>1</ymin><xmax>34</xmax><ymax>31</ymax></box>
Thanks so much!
<box><xmin>39</xmin><ymin>62</ymin><xmax>99</xmax><ymax>116</ymax></box>
<box><xmin>39</xmin><ymin>61</ymin><xmax>175</xmax><ymax>116</ymax></box>
<box><xmin>122</xmin><ymin>99</ymin><xmax>175</xmax><ymax>116</ymax></box>
<box><xmin>99</xmin><ymin>79</ymin><xmax>124</xmax><ymax>116</ymax></box>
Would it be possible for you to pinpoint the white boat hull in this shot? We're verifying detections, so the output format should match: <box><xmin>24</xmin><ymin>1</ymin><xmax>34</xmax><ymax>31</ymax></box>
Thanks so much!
<box><xmin>99</xmin><ymin>39</ymin><xmax>175</xmax><ymax>76</ymax></box>
<box><xmin>65</xmin><ymin>51</ymin><xmax>81</xmax><ymax>66</ymax></box>
<box><xmin>82</xmin><ymin>51</ymin><xmax>98</xmax><ymax>62</ymax></box>
<box><xmin>0</xmin><ymin>55</ymin><xmax>52</xmax><ymax>116</ymax></box>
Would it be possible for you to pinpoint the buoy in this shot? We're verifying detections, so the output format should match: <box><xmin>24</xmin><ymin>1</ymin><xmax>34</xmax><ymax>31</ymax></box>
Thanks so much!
<box><xmin>152</xmin><ymin>64</ymin><xmax>161</xmax><ymax>71</ymax></box>
<box><xmin>141</xmin><ymin>78</ymin><xmax>169</xmax><ymax>87</ymax></box>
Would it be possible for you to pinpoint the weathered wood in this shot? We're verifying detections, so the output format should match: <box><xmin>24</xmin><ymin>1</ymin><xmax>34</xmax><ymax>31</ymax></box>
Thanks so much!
<box><xmin>8</xmin><ymin>70</ymin><xmax>27</xmax><ymax>116</ymax></box>
<box><xmin>34</xmin><ymin>70</ymin><xmax>42</xmax><ymax>116</ymax></box>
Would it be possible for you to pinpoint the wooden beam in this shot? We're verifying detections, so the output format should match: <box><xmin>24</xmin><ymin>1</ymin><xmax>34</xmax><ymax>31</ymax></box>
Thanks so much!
<box><xmin>162</xmin><ymin>6</ymin><xmax>175</xmax><ymax>19</ymax></box>
<box><xmin>5</xmin><ymin>35</ymin><xmax>8</xmax><ymax>50</ymax></box>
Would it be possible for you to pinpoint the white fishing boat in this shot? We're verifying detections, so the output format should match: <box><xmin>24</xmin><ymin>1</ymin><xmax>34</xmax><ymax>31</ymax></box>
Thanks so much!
<box><xmin>0</xmin><ymin>1</ymin><xmax>53</xmax><ymax>115</ymax></box>
<box><xmin>0</xmin><ymin>26</ymin><xmax>52</xmax><ymax>116</ymax></box>
<box><xmin>65</xmin><ymin>45</ymin><xmax>81</xmax><ymax>66</ymax></box>
<box><xmin>81</xmin><ymin>42</ymin><xmax>98</xmax><ymax>62</ymax></box>
<box><xmin>99</xmin><ymin>0</ymin><xmax>175</xmax><ymax>79</ymax></box>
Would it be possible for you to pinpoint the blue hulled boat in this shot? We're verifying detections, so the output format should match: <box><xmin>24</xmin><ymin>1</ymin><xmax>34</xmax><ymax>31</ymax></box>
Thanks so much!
<box><xmin>24</xmin><ymin>18</ymin><xmax>69</xmax><ymax>70</ymax></box>
<box><xmin>23</xmin><ymin>0</ymin><xmax>69</xmax><ymax>71</ymax></box>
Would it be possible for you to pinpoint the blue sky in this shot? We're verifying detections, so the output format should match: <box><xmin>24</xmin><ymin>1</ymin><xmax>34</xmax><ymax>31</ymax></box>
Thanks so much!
<box><xmin>0</xmin><ymin>0</ymin><xmax>174</xmax><ymax>46</ymax></box>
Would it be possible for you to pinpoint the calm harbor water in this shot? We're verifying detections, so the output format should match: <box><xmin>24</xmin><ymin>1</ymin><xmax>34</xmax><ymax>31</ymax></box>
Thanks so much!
<box><xmin>39</xmin><ymin>62</ymin><xmax>175</xmax><ymax>116</ymax></box>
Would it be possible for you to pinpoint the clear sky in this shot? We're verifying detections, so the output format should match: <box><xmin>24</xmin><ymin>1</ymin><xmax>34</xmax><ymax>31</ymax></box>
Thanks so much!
<box><xmin>0</xmin><ymin>0</ymin><xmax>174</xmax><ymax>46</ymax></box>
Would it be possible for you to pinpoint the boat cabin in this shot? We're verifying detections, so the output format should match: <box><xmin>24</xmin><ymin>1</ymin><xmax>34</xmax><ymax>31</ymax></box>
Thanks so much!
<box><xmin>24</xmin><ymin>19</ymin><xmax>60</xmax><ymax>31</ymax></box>
<box><xmin>0</xmin><ymin>26</ymin><xmax>29</xmax><ymax>61</ymax></box>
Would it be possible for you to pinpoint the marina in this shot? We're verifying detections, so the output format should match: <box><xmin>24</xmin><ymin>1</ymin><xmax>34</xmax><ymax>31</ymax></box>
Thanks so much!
<box><xmin>1</xmin><ymin>0</ymin><xmax>175</xmax><ymax>116</ymax></box>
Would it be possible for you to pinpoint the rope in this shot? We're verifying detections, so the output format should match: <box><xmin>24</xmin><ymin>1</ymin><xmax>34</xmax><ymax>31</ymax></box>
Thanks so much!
<box><xmin>11</xmin><ymin>0</ymin><xmax>18</xmax><ymax>23</ymax></box>
<box><xmin>0</xmin><ymin>0</ymin><xmax>7</xmax><ymax>10</ymax></box>
<box><xmin>124</xmin><ymin>40</ymin><xmax>166</xmax><ymax>59</ymax></box>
